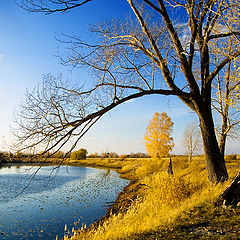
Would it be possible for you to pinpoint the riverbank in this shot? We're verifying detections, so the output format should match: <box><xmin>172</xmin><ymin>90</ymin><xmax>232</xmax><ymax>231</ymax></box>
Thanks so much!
<box><xmin>2</xmin><ymin>156</ymin><xmax>239</xmax><ymax>239</ymax></box>
<box><xmin>64</xmin><ymin>156</ymin><xmax>240</xmax><ymax>240</ymax></box>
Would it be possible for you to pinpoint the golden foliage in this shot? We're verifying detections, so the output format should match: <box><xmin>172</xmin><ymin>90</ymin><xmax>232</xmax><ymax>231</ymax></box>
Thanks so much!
<box><xmin>144</xmin><ymin>112</ymin><xmax>174</xmax><ymax>158</ymax></box>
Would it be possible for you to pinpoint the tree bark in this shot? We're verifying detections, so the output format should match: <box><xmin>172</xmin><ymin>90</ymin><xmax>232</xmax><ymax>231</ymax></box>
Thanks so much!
<box><xmin>188</xmin><ymin>154</ymin><xmax>192</xmax><ymax>163</ymax></box>
<box><xmin>167</xmin><ymin>158</ymin><xmax>173</xmax><ymax>175</ymax></box>
<box><xmin>216</xmin><ymin>171</ymin><xmax>240</xmax><ymax>207</ymax></box>
<box><xmin>219</xmin><ymin>132</ymin><xmax>227</xmax><ymax>157</ymax></box>
<box><xmin>199</xmin><ymin>110</ymin><xmax>228</xmax><ymax>183</ymax></box>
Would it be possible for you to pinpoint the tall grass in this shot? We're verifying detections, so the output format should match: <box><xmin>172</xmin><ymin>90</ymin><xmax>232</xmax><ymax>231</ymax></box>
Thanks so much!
<box><xmin>65</xmin><ymin>156</ymin><xmax>239</xmax><ymax>240</ymax></box>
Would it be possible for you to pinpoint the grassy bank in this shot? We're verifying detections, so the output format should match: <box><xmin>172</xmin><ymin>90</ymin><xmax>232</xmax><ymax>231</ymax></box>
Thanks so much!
<box><xmin>61</xmin><ymin>156</ymin><xmax>240</xmax><ymax>240</ymax></box>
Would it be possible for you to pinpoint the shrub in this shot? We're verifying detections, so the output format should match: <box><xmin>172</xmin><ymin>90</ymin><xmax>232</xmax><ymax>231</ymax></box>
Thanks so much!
<box><xmin>15</xmin><ymin>150</ymin><xmax>22</xmax><ymax>159</ymax></box>
<box><xmin>225</xmin><ymin>154</ymin><xmax>237</xmax><ymax>161</ymax></box>
<box><xmin>0</xmin><ymin>152</ymin><xmax>8</xmax><ymax>164</ymax></box>
<box><xmin>101</xmin><ymin>152</ymin><xmax>118</xmax><ymax>158</ymax></box>
<box><xmin>70</xmin><ymin>148</ymin><xmax>88</xmax><ymax>160</ymax></box>
<box><xmin>119</xmin><ymin>154</ymin><xmax>129</xmax><ymax>161</ymax></box>
<box><xmin>88</xmin><ymin>152</ymin><xmax>100</xmax><ymax>158</ymax></box>
<box><xmin>52</xmin><ymin>151</ymin><xmax>65</xmax><ymax>159</ymax></box>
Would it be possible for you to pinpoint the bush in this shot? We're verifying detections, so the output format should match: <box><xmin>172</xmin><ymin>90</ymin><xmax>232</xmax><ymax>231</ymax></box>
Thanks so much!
<box><xmin>15</xmin><ymin>151</ymin><xmax>22</xmax><ymax>159</ymax></box>
<box><xmin>101</xmin><ymin>152</ymin><xmax>119</xmax><ymax>158</ymax></box>
<box><xmin>88</xmin><ymin>152</ymin><xmax>100</xmax><ymax>158</ymax></box>
<box><xmin>128</xmin><ymin>152</ymin><xmax>150</xmax><ymax>158</ymax></box>
<box><xmin>225</xmin><ymin>154</ymin><xmax>237</xmax><ymax>161</ymax></box>
<box><xmin>70</xmin><ymin>148</ymin><xmax>88</xmax><ymax>160</ymax></box>
<box><xmin>119</xmin><ymin>154</ymin><xmax>129</xmax><ymax>161</ymax></box>
<box><xmin>52</xmin><ymin>151</ymin><xmax>65</xmax><ymax>159</ymax></box>
<box><xmin>0</xmin><ymin>152</ymin><xmax>7</xmax><ymax>164</ymax></box>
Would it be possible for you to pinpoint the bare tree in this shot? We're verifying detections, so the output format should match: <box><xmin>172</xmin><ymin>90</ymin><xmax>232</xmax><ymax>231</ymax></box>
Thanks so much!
<box><xmin>210</xmin><ymin>3</ymin><xmax>240</xmax><ymax>156</ymax></box>
<box><xmin>183</xmin><ymin>122</ymin><xmax>202</xmax><ymax>162</ymax></box>
<box><xmin>16</xmin><ymin>0</ymin><xmax>240</xmax><ymax>183</ymax></box>
<box><xmin>213</xmin><ymin>60</ymin><xmax>240</xmax><ymax>157</ymax></box>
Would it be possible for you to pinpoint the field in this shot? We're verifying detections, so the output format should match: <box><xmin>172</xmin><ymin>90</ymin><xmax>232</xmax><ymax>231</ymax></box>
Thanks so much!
<box><xmin>61</xmin><ymin>155</ymin><xmax>240</xmax><ymax>240</ymax></box>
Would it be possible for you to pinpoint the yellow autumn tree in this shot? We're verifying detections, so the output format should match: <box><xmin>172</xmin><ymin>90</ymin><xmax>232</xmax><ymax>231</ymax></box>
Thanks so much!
<box><xmin>144</xmin><ymin>112</ymin><xmax>174</xmax><ymax>158</ymax></box>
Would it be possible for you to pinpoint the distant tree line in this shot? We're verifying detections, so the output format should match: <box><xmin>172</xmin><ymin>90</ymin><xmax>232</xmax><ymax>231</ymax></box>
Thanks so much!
<box><xmin>48</xmin><ymin>150</ymin><xmax>149</xmax><ymax>159</ymax></box>
<box><xmin>0</xmin><ymin>151</ymin><xmax>36</xmax><ymax>164</ymax></box>
<box><xmin>0</xmin><ymin>150</ymin><xmax>238</xmax><ymax>165</ymax></box>
<box><xmin>88</xmin><ymin>152</ymin><xmax>150</xmax><ymax>159</ymax></box>
<box><xmin>0</xmin><ymin>149</ymin><xmax>151</xmax><ymax>164</ymax></box>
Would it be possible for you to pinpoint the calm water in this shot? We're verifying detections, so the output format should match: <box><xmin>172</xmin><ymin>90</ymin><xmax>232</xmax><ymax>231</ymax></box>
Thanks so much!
<box><xmin>0</xmin><ymin>165</ymin><xmax>128</xmax><ymax>240</ymax></box>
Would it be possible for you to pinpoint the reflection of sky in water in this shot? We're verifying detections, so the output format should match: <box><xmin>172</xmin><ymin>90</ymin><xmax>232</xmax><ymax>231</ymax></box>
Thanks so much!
<box><xmin>0</xmin><ymin>166</ymin><xmax>128</xmax><ymax>240</ymax></box>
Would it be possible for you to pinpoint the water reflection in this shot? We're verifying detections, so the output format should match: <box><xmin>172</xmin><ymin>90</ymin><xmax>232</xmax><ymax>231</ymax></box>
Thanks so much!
<box><xmin>0</xmin><ymin>165</ymin><xmax>128</xmax><ymax>240</ymax></box>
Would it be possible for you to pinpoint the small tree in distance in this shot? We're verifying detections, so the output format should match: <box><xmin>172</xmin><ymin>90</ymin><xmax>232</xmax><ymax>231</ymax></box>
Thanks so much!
<box><xmin>70</xmin><ymin>148</ymin><xmax>88</xmax><ymax>160</ymax></box>
<box><xmin>144</xmin><ymin>112</ymin><xmax>174</xmax><ymax>159</ymax></box>
<box><xmin>183</xmin><ymin>122</ymin><xmax>202</xmax><ymax>162</ymax></box>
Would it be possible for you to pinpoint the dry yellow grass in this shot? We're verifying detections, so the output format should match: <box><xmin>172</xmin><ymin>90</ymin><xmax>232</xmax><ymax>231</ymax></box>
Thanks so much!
<box><xmin>63</xmin><ymin>156</ymin><xmax>239</xmax><ymax>240</ymax></box>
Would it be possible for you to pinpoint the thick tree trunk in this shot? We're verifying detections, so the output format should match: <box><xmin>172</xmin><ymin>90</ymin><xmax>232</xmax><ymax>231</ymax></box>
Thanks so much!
<box><xmin>198</xmin><ymin>111</ymin><xmax>228</xmax><ymax>183</ymax></box>
<box><xmin>219</xmin><ymin>133</ymin><xmax>227</xmax><ymax>157</ymax></box>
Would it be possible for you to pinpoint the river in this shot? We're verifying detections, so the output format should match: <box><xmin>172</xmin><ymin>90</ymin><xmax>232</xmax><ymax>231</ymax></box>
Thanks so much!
<box><xmin>0</xmin><ymin>165</ymin><xmax>129</xmax><ymax>240</ymax></box>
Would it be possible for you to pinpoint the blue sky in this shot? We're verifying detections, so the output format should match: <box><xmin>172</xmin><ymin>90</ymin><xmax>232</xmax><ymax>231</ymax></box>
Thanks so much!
<box><xmin>0</xmin><ymin>0</ymin><xmax>239</xmax><ymax>155</ymax></box>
